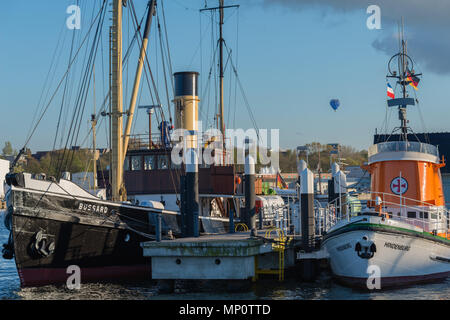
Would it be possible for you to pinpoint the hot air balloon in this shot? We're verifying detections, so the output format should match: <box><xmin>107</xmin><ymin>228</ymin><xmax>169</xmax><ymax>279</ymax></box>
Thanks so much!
<box><xmin>330</xmin><ymin>99</ymin><xmax>340</xmax><ymax>111</ymax></box>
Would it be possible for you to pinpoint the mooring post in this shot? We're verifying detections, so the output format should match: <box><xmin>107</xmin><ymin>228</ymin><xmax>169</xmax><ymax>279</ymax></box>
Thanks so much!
<box><xmin>180</xmin><ymin>175</ymin><xmax>186</xmax><ymax>236</ymax></box>
<box><xmin>258</xmin><ymin>206</ymin><xmax>263</xmax><ymax>230</ymax></box>
<box><xmin>156</xmin><ymin>212</ymin><xmax>162</xmax><ymax>242</ymax></box>
<box><xmin>185</xmin><ymin>146</ymin><xmax>199</xmax><ymax>237</ymax></box>
<box><xmin>335</xmin><ymin>169</ymin><xmax>348</xmax><ymax>220</ymax></box>
<box><xmin>245</xmin><ymin>153</ymin><xmax>256</xmax><ymax>236</ymax></box>
<box><xmin>295</xmin><ymin>160</ymin><xmax>308</xmax><ymax>235</ymax></box>
<box><xmin>330</xmin><ymin>162</ymin><xmax>347</xmax><ymax>219</ymax></box>
<box><xmin>229</xmin><ymin>209</ymin><xmax>235</xmax><ymax>233</ymax></box>
<box><xmin>300</xmin><ymin>168</ymin><xmax>315</xmax><ymax>250</ymax></box>
<box><xmin>299</xmin><ymin>167</ymin><xmax>318</xmax><ymax>281</ymax></box>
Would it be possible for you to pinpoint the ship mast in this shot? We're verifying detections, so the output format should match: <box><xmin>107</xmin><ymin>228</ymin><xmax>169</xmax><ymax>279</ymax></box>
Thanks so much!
<box><xmin>91</xmin><ymin>113</ymin><xmax>97</xmax><ymax>191</ymax></box>
<box><xmin>122</xmin><ymin>0</ymin><xmax>156</xmax><ymax>159</ymax></box>
<box><xmin>201</xmin><ymin>0</ymin><xmax>239</xmax><ymax>158</ymax></box>
<box><xmin>386</xmin><ymin>21</ymin><xmax>421</xmax><ymax>142</ymax></box>
<box><xmin>398</xmin><ymin>23</ymin><xmax>408</xmax><ymax>141</ymax></box>
<box><xmin>111</xmin><ymin>0</ymin><xmax>124</xmax><ymax>201</ymax></box>
<box><xmin>219</xmin><ymin>0</ymin><xmax>225</xmax><ymax>152</ymax></box>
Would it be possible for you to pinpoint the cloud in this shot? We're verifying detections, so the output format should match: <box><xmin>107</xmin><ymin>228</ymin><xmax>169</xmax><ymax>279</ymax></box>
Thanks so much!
<box><xmin>261</xmin><ymin>0</ymin><xmax>450</xmax><ymax>74</ymax></box>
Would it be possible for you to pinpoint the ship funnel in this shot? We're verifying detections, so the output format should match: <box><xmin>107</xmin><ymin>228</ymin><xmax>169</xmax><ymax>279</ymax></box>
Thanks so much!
<box><xmin>174</xmin><ymin>72</ymin><xmax>200</xmax><ymax>132</ymax></box>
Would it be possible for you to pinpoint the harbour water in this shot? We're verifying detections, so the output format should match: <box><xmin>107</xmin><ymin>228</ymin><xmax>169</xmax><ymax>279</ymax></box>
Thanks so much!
<box><xmin>1</xmin><ymin>211</ymin><xmax>449</xmax><ymax>300</ymax></box>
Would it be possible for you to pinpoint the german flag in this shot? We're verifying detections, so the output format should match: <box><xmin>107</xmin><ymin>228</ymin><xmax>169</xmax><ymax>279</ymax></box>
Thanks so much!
<box><xmin>276</xmin><ymin>172</ymin><xmax>288</xmax><ymax>189</ymax></box>
<box><xmin>406</xmin><ymin>69</ymin><xmax>420</xmax><ymax>90</ymax></box>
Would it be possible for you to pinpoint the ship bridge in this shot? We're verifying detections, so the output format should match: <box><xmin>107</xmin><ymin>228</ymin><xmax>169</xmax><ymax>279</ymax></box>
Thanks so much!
<box><xmin>368</xmin><ymin>141</ymin><xmax>440</xmax><ymax>165</ymax></box>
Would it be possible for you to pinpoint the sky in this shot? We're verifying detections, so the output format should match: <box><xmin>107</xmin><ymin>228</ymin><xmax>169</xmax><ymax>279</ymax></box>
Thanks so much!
<box><xmin>1</xmin><ymin>0</ymin><xmax>450</xmax><ymax>154</ymax></box>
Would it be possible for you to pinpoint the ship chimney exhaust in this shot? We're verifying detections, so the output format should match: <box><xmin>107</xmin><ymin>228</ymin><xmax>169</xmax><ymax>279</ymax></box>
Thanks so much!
<box><xmin>175</xmin><ymin>72</ymin><xmax>200</xmax><ymax>238</ymax></box>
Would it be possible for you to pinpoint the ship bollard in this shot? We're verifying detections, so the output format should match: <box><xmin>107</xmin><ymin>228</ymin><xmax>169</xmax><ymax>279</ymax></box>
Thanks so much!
<box><xmin>258</xmin><ymin>207</ymin><xmax>263</xmax><ymax>230</ymax></box>
<box><xmin>245</xmin><ymin>153</ymin><xmax>256</xmax><ymax>236</ymax></box>
<box><xmin>156</xmin><ymin>212</ymin><xmax>162</xmax><ymax>242</ymax></box>
<box><xmin>301</xmin><ymin>168</ymin><xmax>315</xmax><ymax>250</ymax></box>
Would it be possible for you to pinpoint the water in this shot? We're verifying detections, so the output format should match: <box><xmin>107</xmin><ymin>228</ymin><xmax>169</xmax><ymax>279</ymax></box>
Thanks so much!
<box><xmin>0</xmin><ymin>211</ymin><xmax>448</xmax><ymax>300</ymax></box>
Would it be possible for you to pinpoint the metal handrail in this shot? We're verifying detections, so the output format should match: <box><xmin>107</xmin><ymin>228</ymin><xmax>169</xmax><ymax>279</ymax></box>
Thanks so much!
<box><xmin>330</xmin><ymin>190</ymin><xmax>449</xmax><ymax>211</ymax></box>
<box><xmin>323</xmin><ymin>193</ymin><xmax>449</xmax><ymax>239</ymax></box>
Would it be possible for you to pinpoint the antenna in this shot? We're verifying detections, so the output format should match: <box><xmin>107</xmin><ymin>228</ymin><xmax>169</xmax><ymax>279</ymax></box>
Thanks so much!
<box><xmin>386</xmin><ymin>20</ymin><xmax>422</xmax><ymax>142</ymax></box>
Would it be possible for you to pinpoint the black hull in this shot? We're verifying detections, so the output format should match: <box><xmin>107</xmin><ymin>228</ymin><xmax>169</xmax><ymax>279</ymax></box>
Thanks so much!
<box><xmin>12</xmin><ymin>213</ymin><xmax>150</xmax><ymax>287</ymax></box>
<box><xmin>5</xmin><ymin>187</ymin><xmax>228</xmax><ymax>287</ymax></box>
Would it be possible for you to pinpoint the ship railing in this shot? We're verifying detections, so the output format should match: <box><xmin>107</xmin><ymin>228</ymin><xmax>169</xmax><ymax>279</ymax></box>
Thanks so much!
<box><xmin>364</xmin><ymin>190</ymin><xmax>449</xmax><ymax>208</ymax></box>
<box><xmin>259</xmin><ymin>204</ymin><xmax>290</xmax><ymax>235</ymax></box>
<box><xmin>127</xmin><ymin>133</ymin><xmax>235</xmax><ymax>164</ymax></box>
<box><xmin>127</xmin><ymin>133</ymin><xmax>171</xmax><ymax>150</ymax></box>
<box><xmin>368</xmin><ymin>141</ymin><xmax>439</xmax><ymax>158</ymax></box>
<box><xmin>323</xmin><ymin>192</ymin><xmax>449</xmax><ymax>239</ymax></box>
<box><xmin>321</xmin><ymin>195</ymin><xmax>363</xmax><ymax>234</ymax></box>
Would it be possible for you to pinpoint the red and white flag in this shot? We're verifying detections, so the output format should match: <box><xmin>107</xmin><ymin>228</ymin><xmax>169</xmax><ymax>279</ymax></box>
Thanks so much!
<box><xmin>387</xmin><ymin>83</ymin><xmax>395</xmax><ymax>99</ymax></box>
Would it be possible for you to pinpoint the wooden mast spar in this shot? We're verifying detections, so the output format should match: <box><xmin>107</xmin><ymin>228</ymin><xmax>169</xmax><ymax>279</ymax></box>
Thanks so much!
<box><xmin>111</xmin><ymin>0</ymin><xmax>155</xmax><ymax>201</ymax></box>
<box><xmin>111</xmin><ymin>0</ymin><xmax>124</xmax><ymax>201</ymax></box>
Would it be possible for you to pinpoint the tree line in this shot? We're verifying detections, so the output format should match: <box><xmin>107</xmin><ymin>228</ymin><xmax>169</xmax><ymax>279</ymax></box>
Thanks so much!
<box><xmin>277</xmin><ymin>143</ymin><xmax>368</xmax><ymax>173</ymax></box>
<box><xmin>1</xmin><ymin>141</ymin><xmax>367</xmax><ymax>176</ymax></box>
<box><xmin>1</xmin><ymin>141</ymin><xmax>109</xmax><ymax>177</ymax></box>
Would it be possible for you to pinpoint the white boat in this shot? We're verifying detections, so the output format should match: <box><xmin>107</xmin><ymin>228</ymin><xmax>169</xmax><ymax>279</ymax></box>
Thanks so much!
<box><xmin>321</xmin><ymin>30</ymin><xmax>450</xmax><ymax>289</ymax></box>
<box><xmin>322</xmin><ymin>208</ymin><xmax>450</xmax><ymax>287</ymax></box>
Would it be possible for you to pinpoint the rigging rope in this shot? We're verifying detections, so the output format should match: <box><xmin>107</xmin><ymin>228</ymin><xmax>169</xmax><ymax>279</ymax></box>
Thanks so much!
<box><xmin>223</xmin><ymin>42</ymin><xmax>261</xmax><ymax>144</ymax></box>
<box><xmin>23</xmin><ymin>1</ymin><xmax>107</xmax><ymax>151</ymax></box>
<box><xmin>56</xmin><ymin>1</ymin><xmax>108</xmax><ymax>176</ymax></box>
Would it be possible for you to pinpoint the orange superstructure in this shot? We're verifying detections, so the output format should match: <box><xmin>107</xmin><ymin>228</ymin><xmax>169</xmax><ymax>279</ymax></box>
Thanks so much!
<box><xmin>364</xmin><ymin>141</ymin><xmax>446</xmax><ymax>208</ymax></box>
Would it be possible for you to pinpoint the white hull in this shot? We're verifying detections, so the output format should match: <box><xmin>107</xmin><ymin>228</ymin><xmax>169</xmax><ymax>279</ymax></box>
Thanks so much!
<box><xmin>322</xmin><ymin>215</ymin><xmax>450</xmax><ymax>288</ymax></box>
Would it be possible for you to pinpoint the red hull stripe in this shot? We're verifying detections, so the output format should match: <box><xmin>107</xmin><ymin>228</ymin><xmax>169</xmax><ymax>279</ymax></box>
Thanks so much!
<box><xmin>18</xmin><ymin>265</ymin><xmax>149</xmax><ymax>287</ymax></box>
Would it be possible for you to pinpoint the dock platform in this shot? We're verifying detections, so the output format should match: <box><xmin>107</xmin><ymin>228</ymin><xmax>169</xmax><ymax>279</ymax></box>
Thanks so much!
<box><xmin>142</xmin><ymin>231</ymin><xmax>273</xmax><ymax>280</ymax></box>
<box><xmin>141</xmin><ymin>230</ymin><xmax>327</xmax><ymax>281</ymax></box>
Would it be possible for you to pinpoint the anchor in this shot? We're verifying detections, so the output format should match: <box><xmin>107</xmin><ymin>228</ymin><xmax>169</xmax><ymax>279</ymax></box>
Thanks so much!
<box><xmin>355</xmin><ymin>237</ymin><xmax>377</xmax><ymax>259</ymax></box>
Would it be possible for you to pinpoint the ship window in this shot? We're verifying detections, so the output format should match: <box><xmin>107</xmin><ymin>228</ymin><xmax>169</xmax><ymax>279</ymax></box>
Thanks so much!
<box><xmin>158</xmin><ymin>155</ymin><xmax>169</xmax><ymax>170</ymax></box>
<box><xmin>124</xmin><ymin>156</ymin><xmax>130</xmax><ymax>171</ymax></box>
<box><xmin>419</xmin><ymin>212</ymin><xmax>429</xmax><ymax>219</ymax></box>
<box><xmin>431</xmin><ymin>213</ymin><xmax>438</xmax><ymax>220</ymax></box>
<box><xmin>131</xmin><ymin>156</ymin><xmax>142</xmax><ymax>171</ymax></box>
<box><xmin>407</xmin><ymin>211</ymin><xmax>416</xmax><ymax>219</ymax></box>
<box><xmin>144</xmin><ymin>155</ymin><xmax>156</xmax><ymax>170</ymax></box>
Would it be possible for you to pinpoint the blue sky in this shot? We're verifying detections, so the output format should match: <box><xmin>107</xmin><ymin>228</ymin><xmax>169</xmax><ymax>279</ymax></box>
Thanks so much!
<box><xmin>1</xmin><ymin>0</ymin><xmax>450</xmax><ymax>153</ymax></box>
